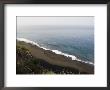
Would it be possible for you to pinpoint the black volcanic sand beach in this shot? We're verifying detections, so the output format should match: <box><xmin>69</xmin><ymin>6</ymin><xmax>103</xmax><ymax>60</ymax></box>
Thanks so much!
<box><xmin>16</xmin><ymin>40</ymin><xmax>94</xmax><ymax>74</ymax></box>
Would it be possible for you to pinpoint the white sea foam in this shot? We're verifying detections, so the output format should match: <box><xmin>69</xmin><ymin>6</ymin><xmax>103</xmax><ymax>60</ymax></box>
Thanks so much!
<box><xmin>52</xmin><ymin>50</ymin><xmax>77</xmax><ymax>60</ymax></box>
<box><xmin>17</xmin><ymin>38</ymin><xmax>94</xmax><ymax>65</ymax></box>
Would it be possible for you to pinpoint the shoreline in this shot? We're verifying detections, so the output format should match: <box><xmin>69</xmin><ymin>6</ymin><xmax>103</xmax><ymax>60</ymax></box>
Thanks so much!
<box><xmin>17</xmin><ymin>38</ymin><xmax>94</xmax><ymax>74</ymax></box>
<box><xmin>17</xmin><ymin>38</ymin><xmax>94</xmax><ymax>65</ymax></box>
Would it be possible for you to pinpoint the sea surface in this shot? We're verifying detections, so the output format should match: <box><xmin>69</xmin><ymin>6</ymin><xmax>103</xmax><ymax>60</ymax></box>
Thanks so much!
<box><xmin>17</xmin><ymin>26</ymin><xmax>94</xmax><ymax>64</ymax></box>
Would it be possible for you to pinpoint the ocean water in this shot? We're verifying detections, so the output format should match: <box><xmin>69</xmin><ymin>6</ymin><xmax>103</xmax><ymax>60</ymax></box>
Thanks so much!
<box><xmin>17</xmin><ymin>27</ymin><xmax>94</xmax><ymax>64</ymax></box>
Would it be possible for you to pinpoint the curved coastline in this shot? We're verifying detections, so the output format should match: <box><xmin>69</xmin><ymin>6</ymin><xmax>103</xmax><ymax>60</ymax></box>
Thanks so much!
<box><xmin>17</xmin><ymin>38</ymin><xmax>94</xmax><ymax>65</ymax></box>
<box><xmin>17</xmin><ymin>38</ymin><xmax>94</xmax><ymax>74</ymax></box>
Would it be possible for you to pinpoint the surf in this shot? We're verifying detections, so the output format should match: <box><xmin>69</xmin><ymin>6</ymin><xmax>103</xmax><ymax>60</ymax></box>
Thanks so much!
<box><xmin>17</xmin><ymin>38</ymin><xmax>94</xmax><ymax>65</ymax></box>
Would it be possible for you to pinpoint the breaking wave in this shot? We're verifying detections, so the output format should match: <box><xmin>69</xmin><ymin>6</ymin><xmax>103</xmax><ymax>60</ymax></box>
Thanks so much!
<box><xmin>17</xmin><ymin>38</ymin><xmax>94</xmax><ymax>65</ymax></box>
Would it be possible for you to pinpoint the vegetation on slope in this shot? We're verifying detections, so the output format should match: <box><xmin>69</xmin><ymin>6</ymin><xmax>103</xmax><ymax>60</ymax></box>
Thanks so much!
<box><xmin>16</xmin><ymin>45</ymin><xmax>87</xmax><ymax>74</ymax></box>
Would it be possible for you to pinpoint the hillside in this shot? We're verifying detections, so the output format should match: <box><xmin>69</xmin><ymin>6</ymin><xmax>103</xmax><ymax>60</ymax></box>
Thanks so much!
<box><xmin>16</xmin><ymin>41</ymin><xmax>94</xmax><ymax>74</ymax></box>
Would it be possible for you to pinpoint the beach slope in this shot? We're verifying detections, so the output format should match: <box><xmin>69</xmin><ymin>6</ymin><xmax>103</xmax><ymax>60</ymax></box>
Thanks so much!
<box><xmin>16</xmin><ymin>40</ymin><xmax>94</xmax><ymax>74</ymax></box>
